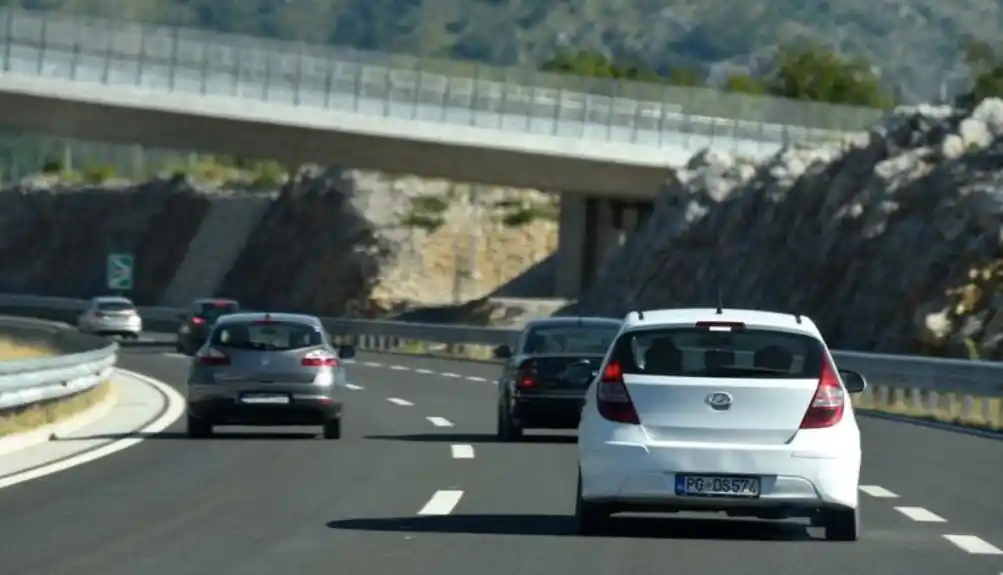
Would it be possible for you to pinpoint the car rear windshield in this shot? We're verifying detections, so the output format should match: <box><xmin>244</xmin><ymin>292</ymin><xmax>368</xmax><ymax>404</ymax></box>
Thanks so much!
<box><xmin>210</xmin><ymin>321</ymin><xmax>323</xmax><ymax>351</ymax></box>
<box><xmin>197</xmin><ymin>302</ymin><xmax>240</xmax><ymax>322</ymax></box>
<box><xmin>522</xmin><ymin>324</ymin><xmax>620</xmax><ymax>355</ymax></box>
<box><xmin>97</xmin><ymin>301</ymin><xmax>135</xmax><ymax>312</ymax></box>
<box><xmin>611</xmin><ymin>326</ymin><xmax>824</xmax><ymax>379</ymax></box>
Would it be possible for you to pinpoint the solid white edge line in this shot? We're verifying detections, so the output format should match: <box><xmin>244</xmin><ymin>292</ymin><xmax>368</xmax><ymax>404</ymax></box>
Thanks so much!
<box><xmin>387</xmin><ymin>397</ymin><xmax>413</xmax><ymax>406</ymax></box>
<box><xmin>0</xmin><ymin>368</ymin><xmax>186</xmax><ymax>490</ymax></box>
<box><xmin>943</xmin><ymin>535</ymin><xmax>1003</xmax><ymax>555</ymax></box>
<box><xmin>417</xmin><ymin>490</ymin><xmax>464</xmax><ymax>515</ymax></box>
<box><xmin>450</xmin><ymin>444</ymin><xmax>475</xmax><ymax>459</ymax></box>
<box><xmin>427</xmin><ymin>416</ymin><xmax>453</xmax><ymax>427</ymax></box>
<box><xmin>858</xmin><ymin>485</ymin><xmax>898</xmax><ymax>498</ymax></box>
<box><xmin>894</xmin><ymin>506</ymin><xmax>947</xmax><ymax>522</ymax></box>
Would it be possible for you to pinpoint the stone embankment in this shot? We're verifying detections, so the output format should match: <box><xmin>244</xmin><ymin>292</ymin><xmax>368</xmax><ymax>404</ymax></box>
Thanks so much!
<box><xmin>0</xmin><ymin>168</ymin><xmax>557</xmax><ymax>316</ymax></box>
<box><xmin>574</xmin><ymin>98</ymin><xmax>1003</xmax><ymax>359</ymax></box>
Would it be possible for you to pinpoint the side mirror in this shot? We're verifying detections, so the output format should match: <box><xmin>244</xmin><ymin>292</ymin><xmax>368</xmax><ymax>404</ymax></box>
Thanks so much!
<box><xmin>839</xmin><ymin>369</ymin><xmax>867</xmax><ymax>394</ymax></box>
<box><xmin>493</xmin><ymin>345</ymin><xmax>512</xmax><ymax>359</ymax></box>
<box><xmin>338</xmin><ymin>344</ymin><xmax>356</xmax><ymax>360</ymax></box>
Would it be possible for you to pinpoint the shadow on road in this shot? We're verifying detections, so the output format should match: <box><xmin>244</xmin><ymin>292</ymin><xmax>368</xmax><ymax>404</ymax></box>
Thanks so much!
<box><xmin>365</xmin><ymin>432</ymin><xmax>577</xmax><ymax>445</ymax></box>
<box><xmin>55</xmin><ymin>430</ymin><xmax>318</xmax><ymax>441</ymax></box>
<box><xmin>325</xmin><ymin>514</ymin><xmax>812</xmax><ymax>541</ymax></box>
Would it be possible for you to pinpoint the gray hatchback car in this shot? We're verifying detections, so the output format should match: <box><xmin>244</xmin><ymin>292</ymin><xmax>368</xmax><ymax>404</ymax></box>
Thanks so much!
<box><xmin>185</xmin><ymin>312</ymin><xmax>355</xmax><ymax>439</ymax></box>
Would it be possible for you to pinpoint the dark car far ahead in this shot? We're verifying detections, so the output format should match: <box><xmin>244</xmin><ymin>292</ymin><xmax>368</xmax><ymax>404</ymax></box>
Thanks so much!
<box><xmin>176</xmin><ymin>298</ymin><xmax>241</xmax><ymax>355</ymax></box>
<box><xmin>495</xmin><ymin>316</ymin><xmax>622</xmax><ymax>441</ymax></box>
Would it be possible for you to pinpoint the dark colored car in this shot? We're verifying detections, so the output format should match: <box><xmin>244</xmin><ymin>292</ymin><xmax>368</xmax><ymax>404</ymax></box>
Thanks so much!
<box><xmin>185</xmin><ymin>312</ymin><xmax>356</xmax><ymax>439</ymax></box>
<box><xmin>494</xmin><ymin>316</ymin><xmax>622</xmax><ymax>441</ymax></box>
<box><xmin>176</xmin><ymin>298</ymin><xmax>241</xmax><ymax>355</ymax></box>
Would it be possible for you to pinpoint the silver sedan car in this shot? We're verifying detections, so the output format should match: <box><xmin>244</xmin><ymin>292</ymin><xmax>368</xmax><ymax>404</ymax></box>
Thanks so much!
<box><xmin>185</xmin><ymin>312</ymin><xmax>356</xmax><ymax>439</ymax></box>
<box><xmin>77</xmin><ymin>296</ymin><xmax>143</xmax><ymax>338</ymax></box>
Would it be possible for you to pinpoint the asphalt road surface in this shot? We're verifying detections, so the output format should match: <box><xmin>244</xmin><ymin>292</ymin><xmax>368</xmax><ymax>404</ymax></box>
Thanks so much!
<box><xmin>0</xmin><ymin>345</ymin><xmax>1000</xmax><ymax>575</ymax></box>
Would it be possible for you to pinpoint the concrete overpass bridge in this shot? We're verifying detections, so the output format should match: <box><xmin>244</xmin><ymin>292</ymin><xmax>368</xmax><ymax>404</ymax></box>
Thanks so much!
<box><xmin>0</xmin><ymin>8</ymin><xmax>880</xmax><ymax>298</ymax></box>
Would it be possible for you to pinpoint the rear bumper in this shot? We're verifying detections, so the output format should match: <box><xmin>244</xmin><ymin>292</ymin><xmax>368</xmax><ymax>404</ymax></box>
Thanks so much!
<box><xmin>511</xmin><ymin>395</ymin><xmax>584</xmax><ymax>429</ymax></box>
<box><xmin>85</xmin><ymin>319</ymin><xmax>142</xmax><ymax>335</ymax></box>
<box><xmin>580</xmin><ymin>441</ymin><xmax>859</xmax><ymax>514</ymax></box>
<box><xmin>187</xmin><ymin>394</ymin><xmax>341</xmax><ymax>425</ymax></box>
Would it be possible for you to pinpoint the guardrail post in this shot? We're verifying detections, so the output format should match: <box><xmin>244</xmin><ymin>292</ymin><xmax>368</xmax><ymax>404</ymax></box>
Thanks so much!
<box><xmin>382</xmin><ymin>66</ymin><xmax>391</xmax><ymax>117</ymax></box>
<box><xmin>36</xmin><ymin>11</ymin><xmax>46</xmax><ymax>75</ymax></box>
<box><xmin>102</xmin><ymin>20</ymin><xmax>113</xmax><ymax>84</ymax></box>
<box><xmin>293</xmin><ymin>43</ymin><xmax>304</xmax><ymax>106</ymax></box>
<box><xmin>412</xmin><ymin>67</ymin><xmax>421</xmax><ymax>120</ymax></box>
<box><xmin>135</xmin><ymin>24</ymin><xmax>145</xmax><ymax>86</ymax></box>
<box><xmin>232</xmin><ymin>37</ymin><xmax>241</xmax><ymax>97</ymax></box>
<box><xmin>200</xmin><ymin>36</ymin><xmax>209</xmax><ymax>94</ymax></box>
<box><xmin>352</xmin><ymin>56</ymin><xmax>362</xmax><ymax>112</ymax></box>
<box><xmin>324</xmin><ymin>53</ymin><xmax>334</xmax><ymax>108</ymax></box>
<box><xmin>168</xmin><ymin>27</ymin><xmax>178</xmax><ymax>91</ymax></box>
<box><xmin>263</xmin><ymin>46</ymin><xmax>271</xmax><ymax>101</ymax></box>
<box><xmin>3</xmin><ymin>8</ymin><xmax>13</xmax><ymax>72</ymax></box>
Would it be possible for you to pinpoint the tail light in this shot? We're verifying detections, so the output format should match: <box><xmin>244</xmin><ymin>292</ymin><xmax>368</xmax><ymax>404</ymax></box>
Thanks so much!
<box><xmin>596</xmin><ymin>361</ymin><xmax>640</xmax><ymax>424</ymax></box>
<box><xmin>191</xmin><ymin>317</ymin><xmax>205</xmax><ymax>326</ymax></box>
<box><xmin>515</xmin><ymin>359</ymin><xmax>537</xmax><ymax>388</ymax></box>
<box><xmin>302</xmin><ymin>350</ymin><xmax>338</xmax><ymax>367</ymax></box>
<box><xmin>799</xmin><ymin>357</ymin><xmax>845</xmax><ymax>429</ymax></box>
<box><xmin>196</xmin><ymin>347</ymin><xmax>230</xmax><ymax>366</ymax></box>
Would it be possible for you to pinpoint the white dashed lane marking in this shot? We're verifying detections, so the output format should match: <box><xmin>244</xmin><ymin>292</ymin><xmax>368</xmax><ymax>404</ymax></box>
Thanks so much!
<box><xmin>894</xmin><ymin>507</ymin><xmax>946</xmax><ymax>523</ymax></box>
<box><xmin>465</xmin><ymin>376</ymin><xmax>486</xmax><ymax>382</ymax></box>
<box><xmin>441</xmin><ymin>372</ymin><xmax>461</xmax><ymax>378</ymax></box>
<box><xmin>858</xmin><ymin>485</ymin><xmax>898</xmax><ymax>498</ymax></box>
<box><xmin>389</xmin><ymin>365</ymin><xmax>409</xmax><ymax>371</ymax></box>
<box><xmin>427</xmin><ymin>416</ymin><xmax>454</xmax><ymax>427</ymax></box>
<box><xmin>344</xmin><ymin>383</ymin><xmax>363</xmax><ymax>390</ymax></box>
<box><xmin>415</xmin><ymin>369</ymin><xmax>434</xmax><ymax>375</ymax></box>
<box><xmin>386</xmin><ymin>397</ymin><xmax>414</xmax><ymax>406</ymax></box>
<box><xmin>362</xmin><ymin>361</ymin><xmax>382</xmax><ymax>368</ymax></box>
<box><xmin>942</xmin><ymin>535</ymin><xmax>1003</xmax><ymax>555</ymax></box>
<box><xmin>418</xmin><ymin>490</ymin><xmax>464</xmax><ymax>515</ymax></box>
<box><xmin>450</xmin><ymin>444</ymin><xmax>475</xmax><ymax>459</ymax></box>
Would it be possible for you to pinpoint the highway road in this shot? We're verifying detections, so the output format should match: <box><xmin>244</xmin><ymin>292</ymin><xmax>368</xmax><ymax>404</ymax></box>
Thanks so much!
<box><xmin>0</xmin><ymin>344</ymin><xmax>1000</xmax><ymax>575</ymax></box>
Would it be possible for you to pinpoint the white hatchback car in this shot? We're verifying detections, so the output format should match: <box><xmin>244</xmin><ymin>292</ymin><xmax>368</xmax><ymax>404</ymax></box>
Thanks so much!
<box><xmin>576</xmin><ymin>308</ymin><xmax>867</xmax><ymax>540</ymax></box>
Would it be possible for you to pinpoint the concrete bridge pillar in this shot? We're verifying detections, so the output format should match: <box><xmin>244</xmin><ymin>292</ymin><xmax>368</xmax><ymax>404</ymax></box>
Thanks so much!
<box><xmin>554</xmin><ymin>196</ymin><xmax>654</xmax><ymax>300</ymax></box>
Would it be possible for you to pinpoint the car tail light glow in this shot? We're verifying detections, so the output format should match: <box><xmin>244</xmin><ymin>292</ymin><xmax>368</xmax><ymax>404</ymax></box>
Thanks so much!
<box><xmin>799</xmin><ymin>357</ymin><xmax>845</xmax><ymax>429</ymax></box>
<box><xmin>196</xmin><ymin>347</ymin><xmax>230</xmax><ymax>366</ymax></box>
<box><xmin>596</xmin><ymin>361</ymin><xmax>640</xmax><ymax>424</ymax></box>
<box><xmin>695</xmin><ymin>321</ymin><xmax>746</xmax><ymax>331</ymax></box>
<box><xmin>515</xmin><ymin>359</ymin><xmax>536</xmax><ymax>388</ymax></box>
<box><xmin>191</xmin><ymin>317</ymin><xmax>205</xmax><ymax>325</ymax></box>
<box><xmin>302</xmin><ymin>350</ymin><xmax>338</xmax><ymax>367</ymax></box>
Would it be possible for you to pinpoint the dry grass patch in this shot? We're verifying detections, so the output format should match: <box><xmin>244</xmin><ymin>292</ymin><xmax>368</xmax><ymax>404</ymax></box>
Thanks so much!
<box><xmin>0</xmin><ymin>382</ymin><xmax>114</xmax><ymax>437</ymax></box>
<box><xmin>0</xmin><ymin>338</ymin><xmax>55</xmax><ymax>360</ymax></box>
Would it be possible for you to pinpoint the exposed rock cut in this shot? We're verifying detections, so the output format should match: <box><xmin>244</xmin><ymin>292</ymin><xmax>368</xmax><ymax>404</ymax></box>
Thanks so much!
<box><xmin>575</xmin><ymin>99</ymin><xmax>1003</xmax><ymax>359</ymax></box>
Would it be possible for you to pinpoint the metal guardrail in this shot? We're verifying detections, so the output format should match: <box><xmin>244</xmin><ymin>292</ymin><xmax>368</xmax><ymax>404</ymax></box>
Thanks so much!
<box><xmin>0</xmin><ymin>8</ymin><xmax>880</xmax><ymax>152</ymax></box>
<box><xmin>0</xmin><ymin>293</ymin><xmax>999</xmax><ymax>430</ymax></box>
<box><xmin>0</xmin><ymin>322</ymin><xmax>116</xmax><ymax>413</ymax></box>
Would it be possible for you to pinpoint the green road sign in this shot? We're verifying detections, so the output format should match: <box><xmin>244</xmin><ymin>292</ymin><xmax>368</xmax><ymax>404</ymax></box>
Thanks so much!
<box><xmin>106</xmin><ymin>253</ymin><xmax>134</xmax><ymax>290</ymax></box>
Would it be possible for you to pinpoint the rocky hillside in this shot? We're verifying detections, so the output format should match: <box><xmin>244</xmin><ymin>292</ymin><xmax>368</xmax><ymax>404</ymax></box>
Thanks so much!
<box><xmin>0</xmin><ymin>168</ymin><xmax>557</xmax><ymax>316</ymax></box>
<box><xmin>574</xmin><ymin>98</ymin><xmax>1003</xmax><ymax>359</ymax></box>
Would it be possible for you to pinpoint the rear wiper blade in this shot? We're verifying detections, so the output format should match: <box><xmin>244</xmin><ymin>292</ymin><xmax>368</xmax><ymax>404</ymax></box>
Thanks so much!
<box><xmin>705</xmin><ymin>366</ymin><xmax>788</xmax><ymax>377</ymax></box>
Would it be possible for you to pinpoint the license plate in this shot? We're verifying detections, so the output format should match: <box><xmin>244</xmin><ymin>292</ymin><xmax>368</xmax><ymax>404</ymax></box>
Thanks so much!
<box><xmin>675</xmin><ymin>475</ymin><xmax>760</xmax><ymax>498</ymax></box>
<box><xmin>239</xmin><ymin>394</ymin><xmax>290</xmax><ymax>404</ymax></box>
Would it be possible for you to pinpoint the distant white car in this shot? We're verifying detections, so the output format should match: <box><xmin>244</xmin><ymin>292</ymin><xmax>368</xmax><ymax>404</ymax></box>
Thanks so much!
<box><xmin>77</xmin><ymin>296</ymin><xmax>143</xmax><ymax>339</ymax></box>
<box><xmin>576</xmin><ymin>307</ymin><xmax>867</xmax><ymax>540</ymax></box>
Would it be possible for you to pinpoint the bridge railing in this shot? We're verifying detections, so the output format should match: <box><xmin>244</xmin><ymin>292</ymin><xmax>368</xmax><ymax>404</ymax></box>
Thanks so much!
<box><xmin>0</xmin><ymin>8</ymin><xmax>880</xmax><ymax>152</ymax></box>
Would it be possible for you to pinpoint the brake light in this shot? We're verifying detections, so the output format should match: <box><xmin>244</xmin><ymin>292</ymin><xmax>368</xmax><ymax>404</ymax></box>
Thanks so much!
<box><xmin>515</xmin><ymin>359</ymin><xmax>536</xmax><ymax>388</ymax></box>
<box><xmin>191</xmin><ymin>317</ymin><xmax>205</xmax><ymax>325</ymax></box>
<box><xmin>302</xmin><ymin>350</ymin><xmax>338</xmax><ymax>367</ymax></box>
<box><xmin>196</xmin><ymin>347</ymin><xmax>230</xmax><ymax>366</ymax></box>
<box><xmin>695</xmin><ymin>321</ymin><xmax>746</xmax><ymax>331</ymax></box>
<box><xmin>596</xmin><ymin>360</ymin><xmax>640</xmax><ymax>424</ymax></box>
<box><xmin>799</xmin><ymin>358</ymin><xmax>845</xmax><ymax>429</ymax></box>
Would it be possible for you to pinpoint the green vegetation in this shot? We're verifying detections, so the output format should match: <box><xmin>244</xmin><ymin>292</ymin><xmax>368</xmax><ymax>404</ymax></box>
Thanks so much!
<box><xmin>15</xmin><ymin>0</ymin><xmax>1000</xmax><ymax>105</ymax></box>
<box><xmin>541</xmin><ymin>43</ymin><xmax>893</xmax><ymax>109</ymax></box>
<box><xmin>955</xmin><ymin>38</ymin><xmax>1003</xmax><ymax>110</ymax></box>
<box><xmin>399</xmin><ymin>187</ymin><xmax>558</xmax><ymax>233</ymax></box>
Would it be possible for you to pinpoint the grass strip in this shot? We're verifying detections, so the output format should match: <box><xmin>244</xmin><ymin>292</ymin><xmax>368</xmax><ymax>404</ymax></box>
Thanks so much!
<box><xmin>0</xmin><ymin>381</ymin><xmax>113</xmax><ymax>437</ymax></box>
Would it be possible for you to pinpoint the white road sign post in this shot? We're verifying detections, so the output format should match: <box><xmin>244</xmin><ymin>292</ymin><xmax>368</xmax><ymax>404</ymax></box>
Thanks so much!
<box><xmin>106</xmin><ymin>253</ymin><xmax>134</xmax><ymax>291</ymax></box>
